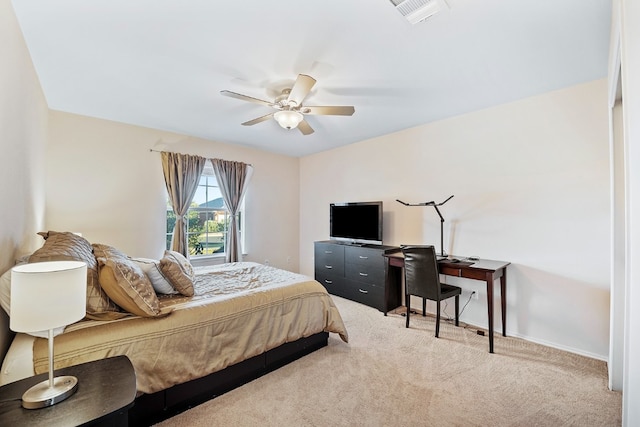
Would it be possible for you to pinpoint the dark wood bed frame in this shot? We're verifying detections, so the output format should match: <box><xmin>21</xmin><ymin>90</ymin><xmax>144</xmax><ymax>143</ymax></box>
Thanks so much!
<box><xmin>128</xmin><ymin>331</ymin><xmax>329</xmax><ymax>426</ymax></box>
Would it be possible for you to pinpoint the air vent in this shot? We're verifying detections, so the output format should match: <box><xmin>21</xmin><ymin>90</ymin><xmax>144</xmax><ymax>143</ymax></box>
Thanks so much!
<box><xmin>390</xmin><ymin>0</ymin><xmax>449</xmax><ymax>24</ymax></box>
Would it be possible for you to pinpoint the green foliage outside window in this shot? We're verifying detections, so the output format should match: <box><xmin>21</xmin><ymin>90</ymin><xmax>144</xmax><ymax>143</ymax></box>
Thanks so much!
<box><xmin>165</xmin><ymin>168</ymin><xmax>242</xmax><ymax>257</ymax></box>
<box><xmin>166</xmin><ymin>202</ymin><xmax>234</xmax><ymax>256</ymax></box>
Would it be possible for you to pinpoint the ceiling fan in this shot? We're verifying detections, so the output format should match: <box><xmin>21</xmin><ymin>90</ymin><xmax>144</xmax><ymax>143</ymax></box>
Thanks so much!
<box><xmin>221</xmin><ymin>74</ymin><xmax>355</xmax><ymax>135</ymax></box>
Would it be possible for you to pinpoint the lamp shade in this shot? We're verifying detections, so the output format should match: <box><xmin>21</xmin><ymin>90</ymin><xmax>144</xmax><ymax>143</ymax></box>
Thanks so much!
<box><xmin>274</xmin><ymin>110</ymin><xmax>304</xmax><ymax>129</ymax></box>
<box><xmin>10</xmin><ymin>261</ymin><xmax>87</xmax><ymax>333</ymax></box>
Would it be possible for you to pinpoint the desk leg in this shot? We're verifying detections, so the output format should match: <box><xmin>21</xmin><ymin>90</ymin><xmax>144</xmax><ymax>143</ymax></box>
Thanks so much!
<box><xmin>486</xmin><ymin>273</ymin><xmax>494</xmax><ymax>354</ymax></box>
<box><xmin>384</xmin><ymin>260</ymin><xmax>390</xmax><ymax>316</ymax></box>
<box><xmin>501</xmin><ymin>268</ymin><xmax>507</xmax><ymax>337</ymax></box>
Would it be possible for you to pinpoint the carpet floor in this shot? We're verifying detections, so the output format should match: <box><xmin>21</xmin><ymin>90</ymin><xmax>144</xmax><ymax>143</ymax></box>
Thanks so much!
<box><xmin>156</xmin><ymin>296</ymin><xmax>621</xmax><ymax>426</ymax></box>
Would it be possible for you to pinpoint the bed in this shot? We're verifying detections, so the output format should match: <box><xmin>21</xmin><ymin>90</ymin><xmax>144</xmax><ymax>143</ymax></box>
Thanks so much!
<box><xmin>0</xmin><ymin>232</ymin><xmax>348</xmax><ymax>425</ymax></box>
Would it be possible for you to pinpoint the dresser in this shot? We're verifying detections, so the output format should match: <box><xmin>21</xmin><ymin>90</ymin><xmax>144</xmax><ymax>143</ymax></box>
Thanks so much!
<box><xmin>314</xmin><ymin>240</ymin><xmax>401</xmax><ymax>314</ymax></box>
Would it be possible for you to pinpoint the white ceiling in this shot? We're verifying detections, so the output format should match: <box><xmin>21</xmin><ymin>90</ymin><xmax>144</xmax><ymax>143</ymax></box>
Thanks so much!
<box><xmin>12</xmin><ymin>0</ymin><xmax>612</xmax><ymax>157</ymax></box>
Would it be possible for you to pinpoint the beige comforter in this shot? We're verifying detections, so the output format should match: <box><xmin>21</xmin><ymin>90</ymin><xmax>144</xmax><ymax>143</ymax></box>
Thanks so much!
<box><xmin>33</xmin><ymin>262</ymin><xmax>348</xmax><ymax>394</ymax></box>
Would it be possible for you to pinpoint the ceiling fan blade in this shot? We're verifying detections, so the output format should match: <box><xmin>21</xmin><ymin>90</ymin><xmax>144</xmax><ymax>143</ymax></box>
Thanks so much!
<box><xmin>221</xmin><ymin>90</ymin><xmax>274</xmax><ymax>107</ymax></box>
<box><xmin>302</xmin><ymin>106</ymin><xmax>355</xmax><ymax>116</ymax></box>
<box><xmin>241</xmin><ymin>113</ymin><xmax>274</xmax><ymax>126</ymax></box>
<box><xmin>297</xmin><ymin>119</ymin><xmax>314</xmax><ymax>135</ymax></box>
<box><xmin>287</xmin><ymin>74</ymin><xmax>316</xmax><ymax>106</ymax></box>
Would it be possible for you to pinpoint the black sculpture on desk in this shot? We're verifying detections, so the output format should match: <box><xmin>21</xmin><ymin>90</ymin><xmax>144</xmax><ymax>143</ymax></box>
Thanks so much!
<box><xmin>396</xmin><ymin>195</ymin><xmax>454</xmax><ymax>257</ymax></box>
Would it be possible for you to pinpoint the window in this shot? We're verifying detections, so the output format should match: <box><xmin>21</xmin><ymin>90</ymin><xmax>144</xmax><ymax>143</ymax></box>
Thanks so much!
<box><xmin>166</xmin><ymin>160</ymin><xmax>243</xmax><ymax>257</ymax></box>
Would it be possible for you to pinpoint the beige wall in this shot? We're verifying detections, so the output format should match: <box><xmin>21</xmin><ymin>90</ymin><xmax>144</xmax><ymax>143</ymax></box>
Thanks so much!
<box><xmin>0</xmin><ymin>0</ymin><xmax>48</xmax><ymax>272</ymax></box>
<box><xmin>0</xmin><ymin>0</ymin><xmax>49</xmax><ymax>356</ymax></box>
<box><xmin>46</xmin><ymin>111</ymin><xmax>300</xmax><ymax>270</ymax></box>
<box><xmin>300</xmin><ymin>79</ymin><xmax>611</xmax><ymax>359</ymax></box>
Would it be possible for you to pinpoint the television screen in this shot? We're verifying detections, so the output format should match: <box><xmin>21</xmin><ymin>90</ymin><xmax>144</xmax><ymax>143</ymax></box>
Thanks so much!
<box><xmin>330</xmin><ymin>201</ymin><xmax>383</xmax><ymax>245</ymax></box>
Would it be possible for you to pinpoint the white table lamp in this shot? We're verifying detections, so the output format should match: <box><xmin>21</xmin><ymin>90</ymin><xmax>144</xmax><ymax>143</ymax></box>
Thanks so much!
<box><xmin>10</xmin><ymin>261</ymin><xmax>87</xmax><ymax>409</ymax></box>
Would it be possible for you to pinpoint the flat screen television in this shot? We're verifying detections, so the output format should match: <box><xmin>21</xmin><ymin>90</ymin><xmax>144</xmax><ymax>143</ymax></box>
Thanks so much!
<box><xmin>330</xmin><ymin>201</ymin><xmax>383</xmax><ymax>245</ymax></box>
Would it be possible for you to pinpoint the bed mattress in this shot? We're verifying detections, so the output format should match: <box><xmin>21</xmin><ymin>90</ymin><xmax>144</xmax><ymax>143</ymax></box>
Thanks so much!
<box><xmin>1</xmin><ymin>262</ymin><xmax>348</xmax><ymax>394</ymax></box>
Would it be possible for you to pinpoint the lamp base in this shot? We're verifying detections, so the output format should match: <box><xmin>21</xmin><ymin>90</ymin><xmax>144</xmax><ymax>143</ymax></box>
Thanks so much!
<box><xmin>21</xmin><ymin>375</ymin><xmax>78</xmax><ymax>409</ymax></box>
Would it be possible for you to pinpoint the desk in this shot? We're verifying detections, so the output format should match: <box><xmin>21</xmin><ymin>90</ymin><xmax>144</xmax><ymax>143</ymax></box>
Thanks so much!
<box><xmin>0</xmin><ymin>355</ymin><xmax>136</xmax><ymax>426</ymax></box>
<box><xmin>383</xmin><ymin>250</ymin><xmax>510</xmax><ymax>353</ymax></box>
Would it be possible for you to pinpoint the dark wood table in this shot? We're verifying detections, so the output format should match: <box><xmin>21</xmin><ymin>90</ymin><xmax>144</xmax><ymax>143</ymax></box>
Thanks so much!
<box><xmin>0</xmin><ymin>355</ymin><xmax>136</xmax><ymax>426</ymax></box>
<box><xmin>383</xmin><ymin>250</ymin><xmax>510</xmax><ymax>353</ymax></box>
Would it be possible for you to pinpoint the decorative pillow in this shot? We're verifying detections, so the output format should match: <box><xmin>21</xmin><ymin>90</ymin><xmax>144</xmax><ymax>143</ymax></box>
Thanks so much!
<box><xmin>131</xmin><ymin>257</ymin><xmax>178</xmax><ymax>295</ymax></box>
<box><xmin>159</xmin><ymin>250</ymin><xmax>195</xmax><ymax>297</ymax></box>
<box><xmin>93</xmin><ymin>244</ymin><xmax>162</xmax><ymax>317</ymax></box>
<box><xmin>29</xmin><ymin>231</ymin><xmax>118</xmax><ymax>316</ymax></box>
<box><xmin>14</xmin><ymin>255</ymin><xmax>30</xmax><ymax>265</ymax></box>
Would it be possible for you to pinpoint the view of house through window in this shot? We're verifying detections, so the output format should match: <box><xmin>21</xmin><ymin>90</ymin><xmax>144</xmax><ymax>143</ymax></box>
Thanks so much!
<box><xmin>166</xmin><ymin>160</ymin><xmax>243</xmax><ymax>257</ymax></box>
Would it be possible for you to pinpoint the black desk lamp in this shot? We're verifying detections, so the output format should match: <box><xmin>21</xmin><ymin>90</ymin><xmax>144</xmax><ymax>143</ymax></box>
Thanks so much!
<box><xmin>396</xmin><ymin>195</ymin><xmax>454</xmax><ymax>257</ymax></box>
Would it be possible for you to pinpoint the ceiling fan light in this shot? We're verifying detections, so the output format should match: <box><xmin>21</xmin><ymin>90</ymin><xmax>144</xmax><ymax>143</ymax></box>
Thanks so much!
<box><xmin>274</xmin><ymin>110</ymin><xmax>304</xmax><ymax>130</ymax></box>
<box><xmin>390</xmin><ymin>0</ymin><xmax>449</xmax><ymax>24</ymax></box>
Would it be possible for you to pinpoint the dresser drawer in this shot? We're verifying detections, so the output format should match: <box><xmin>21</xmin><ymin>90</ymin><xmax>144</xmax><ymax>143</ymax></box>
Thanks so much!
<box><xmin>343</xmin><ymin>280</ymin><xmax>384</xmax><ymax>310</ymax></box>
<box><xmin>345</xmin><ymin>262</ymin><xmax>385</xmax><ymax>285</ymax></box>
<box><xmin>345</xmin><ymin>246</ymin><xmax>384</xmax><ymax>269</ymax></box>
<box><xmin>314</xmin><ymin>243</ymin><xmax>345</xmax><ymax>276</ymax></box>
<box><xmin>315</xmin><ymin>271</ymin><xmax>343</xmax><ymax>296</ymax></box>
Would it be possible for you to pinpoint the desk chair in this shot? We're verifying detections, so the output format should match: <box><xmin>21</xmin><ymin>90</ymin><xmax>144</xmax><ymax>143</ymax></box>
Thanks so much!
<box><xmin>402</xmin><ymin>245</ymin><xmax>462</xmax><ymax>337</ymax></box>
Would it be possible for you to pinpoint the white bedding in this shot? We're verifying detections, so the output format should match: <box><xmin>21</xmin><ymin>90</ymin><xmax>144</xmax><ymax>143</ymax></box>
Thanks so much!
<box><xmin>1</xmin><ymin>333</ymin><xmax>36</xmax><ymax>385</ymax></box>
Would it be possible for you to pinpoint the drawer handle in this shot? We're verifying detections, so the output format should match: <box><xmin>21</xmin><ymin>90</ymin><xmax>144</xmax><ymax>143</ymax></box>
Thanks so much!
<box><xmin>325</xmin><ymin>265</ymin><xmax>333</xmax><ymax>269</ymax></box>
<box><xmin>358</xmin><ymin>288</ymin><xmax>368</xmax><ymax>294</ymax></box>
<box><xmin>324</xmin><ymin>279</ymin><xmax>333</xmax><ymax>284</ymax></box>
<box><xmin>359</xmin><ymin>255</ymin><xmax>369</xmax><ymax>259</ymax></box>
<box><xmin>325</xmin><ymin>251</ymin><xmax>333</xmax><ymax>254</ymax></box>
<box><xmin>359</xmin><ymin>272</ymin><xmax>368</xmax><ymax>277</ymax></box>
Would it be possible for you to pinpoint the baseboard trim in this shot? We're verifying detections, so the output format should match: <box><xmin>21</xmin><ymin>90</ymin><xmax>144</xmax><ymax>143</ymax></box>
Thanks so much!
<box><xmin>505</xmin><ymin>331</ymin><xmax>608</xmax><ymax>362</ymax></box>
<box><xmin>394</xmin><ymin>305</ymin><xmax>608</xmax><ymax>362</ymax></box>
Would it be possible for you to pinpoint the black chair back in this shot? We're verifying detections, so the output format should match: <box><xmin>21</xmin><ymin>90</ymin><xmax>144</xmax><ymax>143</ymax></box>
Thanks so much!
<box><xmin>402</xmin><ymin>245</ymin><xmax>441</xmax><ymax>300</ymax></box>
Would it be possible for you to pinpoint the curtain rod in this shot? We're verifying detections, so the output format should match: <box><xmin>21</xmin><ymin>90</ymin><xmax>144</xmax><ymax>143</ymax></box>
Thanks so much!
<box><xmin>149</xmin><ymin>149</ymin><xmax>253</xmax><ymax>167</ymax></box>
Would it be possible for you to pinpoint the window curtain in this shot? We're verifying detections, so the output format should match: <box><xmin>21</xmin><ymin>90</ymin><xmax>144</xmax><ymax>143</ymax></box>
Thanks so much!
<box><xmin>210</xmin><ymin>158</ymin><xmax>253</xmax><ymax>263</ymax></box>
<box><xmin>161</xmin><ymin>151</ymin><xmax>206</xmax><ymax>258</ymax></box>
